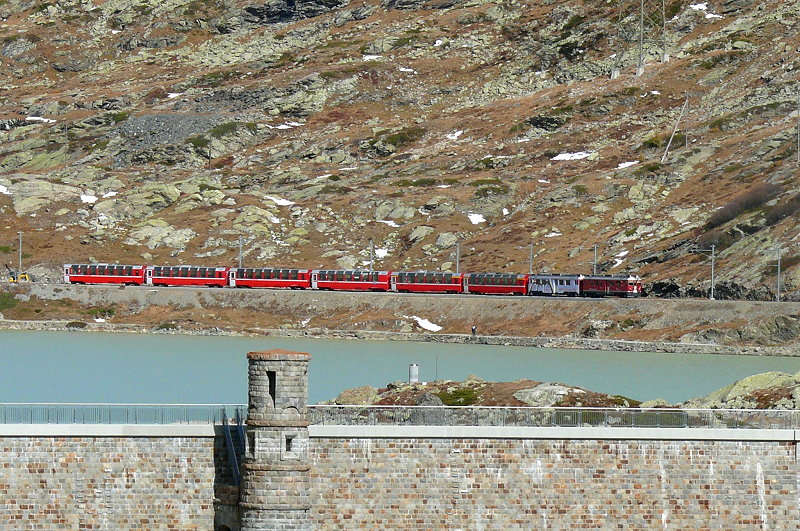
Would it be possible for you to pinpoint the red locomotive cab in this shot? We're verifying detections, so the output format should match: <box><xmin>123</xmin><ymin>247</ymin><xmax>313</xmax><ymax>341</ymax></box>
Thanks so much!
<box><xmin>626</xmin><ymin>275</ymin><xmax>643</xmax><ymax>297</ymax></box>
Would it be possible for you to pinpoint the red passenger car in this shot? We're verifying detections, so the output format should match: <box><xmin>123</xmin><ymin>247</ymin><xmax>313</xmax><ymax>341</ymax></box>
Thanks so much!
<box><xmin>464</xmin><ymin>273</ymin><xmax>529</xmax><ymax>295</ymax></box>
<box><xmin>391</xmin><ymin>271</ymin><xmax>464</xmax><ymax>293</ymax></box>
<box><xmin>310</xmin><ymin>269</ymin><xmax>391</xmax><ymax>291</ymax></box>
<box><xmin>229</xmin><ymin>267</ymin><xmax>312</xmax><ymax>289</ymax></box>
<box><xmin>63</xmin><ymin>263</ymin><xmax>146</xmax><ymax>285</ymax></box>
<box><xmin>145</xmin><ymin>265</ymin><xmax>229</xmax><ymax>287</ymax></box>
<box><xmin>579</xmin><ymin>275</ymin><xmax>642</xmax><ymax>297</ymax></box>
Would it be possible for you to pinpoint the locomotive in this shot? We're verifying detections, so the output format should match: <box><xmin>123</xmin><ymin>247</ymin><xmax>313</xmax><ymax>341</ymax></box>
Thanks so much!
<box><xmin>63</xmin><ymin>263</ymin><xmax>642</xmax><ymax>297</ymax></box>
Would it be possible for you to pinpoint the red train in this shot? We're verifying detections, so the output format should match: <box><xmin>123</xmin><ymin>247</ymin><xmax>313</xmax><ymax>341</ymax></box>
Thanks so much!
<box><xmin>64</xmin><ymin>263</ymin><xmax>642</xmax><ymax>297</ymax></box>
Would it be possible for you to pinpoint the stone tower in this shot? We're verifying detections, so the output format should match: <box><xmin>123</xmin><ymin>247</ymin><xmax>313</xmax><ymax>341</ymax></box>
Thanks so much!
<box><xmin>240</xmin><ymin>349</ymin><xmax>311</xmax><ymax>531</ymax></box>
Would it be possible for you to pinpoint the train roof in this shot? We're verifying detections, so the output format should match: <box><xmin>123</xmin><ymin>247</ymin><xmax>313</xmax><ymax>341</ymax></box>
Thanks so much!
<box><xmin>579</xmin><ymin>274</ymin><xmax>642</xmax><ymax>281</ymax></box>
<box><xmin>312</xmin><ymin>269</ymin><xmax>390</xmax><ymax>274</ymax></box>
<box><xmin>148</xmin><ymin>264</ymin><xmax>228</xmax><ymax>269</ymax></box>
<box><xmin>64</xmin><ymin>263</ymin><xmax>145</xmax><ymax>267</ymax></box>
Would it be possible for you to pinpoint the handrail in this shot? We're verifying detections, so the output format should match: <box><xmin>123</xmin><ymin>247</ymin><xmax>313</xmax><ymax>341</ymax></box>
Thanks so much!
<box><xmin>3</xmin><ymin>404</ymin><xmax>797</xmax><ymax>429</ymax></box>
<box><xmin>0</xmin><ymin>404</ymin><xmax>247</xmax><ymax>425</ymax></box>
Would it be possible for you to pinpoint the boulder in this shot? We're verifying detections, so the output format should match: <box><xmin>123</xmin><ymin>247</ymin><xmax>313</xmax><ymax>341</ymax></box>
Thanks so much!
<box><xmin>435</xmin><ymin>232</ymin><xmax>457</xmax><ymax>249</ymax></box>
<box><xmin>334</xmin><ymin>385</ymin><xmax>380</xmax><ymax>405</ymax></box>
<box><xmin>513</xmin><ymin>383</ymin><xmax>583</xmax><ymax>407</ymax></box>
<box><xmin>124</xmin><ymin>219</ymin><xmax>196</xmax><ymax>250</ymax></box>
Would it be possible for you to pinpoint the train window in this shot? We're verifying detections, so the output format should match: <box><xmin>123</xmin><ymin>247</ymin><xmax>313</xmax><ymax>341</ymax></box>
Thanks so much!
<box><xmin>71</xmin><ymin>266</ymin><xmax>78</xmax><ymax>274</ymax></box>
<box><xmin>290</xmin><ymin>270</ymin><xmax>298</xmax><ymax>280</ymax></box>
<box><xmin>89</xmin><ymin>265</ymin><xmax>97</xmax><ymax>275</ymax></box>
<box><xmin>336</xmin><ymin>271</ymin><xmax>344</xmax><ymax>281</ymax></box>
<box><xmin>345</xmin><ymin>271</ymin><xmax>353</xmax><ymax>281</ymax></box>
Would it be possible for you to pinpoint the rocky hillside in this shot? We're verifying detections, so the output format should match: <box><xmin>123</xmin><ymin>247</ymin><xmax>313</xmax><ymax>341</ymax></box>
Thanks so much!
<box><xmin>0</xmin><ymin>0</ymin><xmax>798</xmax><ymax>299</ymax></box>
<box><xmin>329</xmin><ymin>370</ymin><xmax>800</xmax><ymax>409</ymax></box>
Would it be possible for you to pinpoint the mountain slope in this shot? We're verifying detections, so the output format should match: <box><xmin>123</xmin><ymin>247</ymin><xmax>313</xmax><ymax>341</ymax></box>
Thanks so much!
<box><xmin>0</xmin><ymin>0</ymin><xmax>798</xmax><ymax>299</ymax></box>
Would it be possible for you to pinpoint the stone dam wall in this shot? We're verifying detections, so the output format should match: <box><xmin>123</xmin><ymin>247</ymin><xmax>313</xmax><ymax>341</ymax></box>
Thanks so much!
<box><xmin>1</xmin><ymin>428</ymin><xmax>799</xmax><ymax>529</ymax></box>
<box><xmin>2</xmin><ymin>349</ymin><xmax>800</xmax><ymax>529</ymax></box>
<box><xmin>309</xmin><ymin>434</ymin><xmax>799</xmax><ymax>529</ymax></box>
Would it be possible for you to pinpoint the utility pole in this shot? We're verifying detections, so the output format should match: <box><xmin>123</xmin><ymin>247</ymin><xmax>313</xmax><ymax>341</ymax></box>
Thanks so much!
<box><xmin>369</xmin><ymin>240</ymin><xmax>374</xmax><ymax>272</ymax></box>
<box><xmin>796</xmin><ymin>89</ymin><xmax>799</xmax><ymax>165</ymax></box>
<box><xmin>455</xmin><ymin>242</ymin><xmax>460</xmax><ymax>274</ymax></box>
<box><xmin>238</xmin><ymin>236</ymin><xmax>243</xmax><ymax>268</ymax></box>
<box><xmin>528</xmin><ymin>243</ymin><xmax>534</xmax><ymax>275</ymax></box>
<box><xmin>662</xmin><ymin>93</ymin><xmax>690</xmax><ymax>164</ymax></box>
<box><xmin>593</xmin><ymin>244</ymin><xmax>598</xmax><ymax>275</ymax></box>
<box><xmin>766</xmin><ymin>248</ymin><xmax>782</xmax><ymax>302</ymax></box>
<box><xmin>692</xmin><ymin>244</ymin><xmax>716</xmax><ymax>300</ymax></box>
<box><xmin>18</xmin><ymin>231</ymin><xmax>22</xmax><ymax>274</ymax></box>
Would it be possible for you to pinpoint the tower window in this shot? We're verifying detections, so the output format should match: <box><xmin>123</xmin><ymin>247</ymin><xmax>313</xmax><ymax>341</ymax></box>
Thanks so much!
<box><xmin>267</xmin><ymin>371</ymin><xmax>276</xmax><ymax>407</ymax></box>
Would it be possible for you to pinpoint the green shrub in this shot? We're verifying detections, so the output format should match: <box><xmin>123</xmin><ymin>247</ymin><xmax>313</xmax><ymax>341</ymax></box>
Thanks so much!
<box><xmin>435</xmin><ymin>387</ymin><xmax>478</xmax><ymax>406</ymax></box>
<box><xmin>88</xmin><ymin>307</ymin><xmax>115</xmax><ymax>319</ymax></box>
<box><xmin>65</xmin><ymin>321</ymin><xmax>87</xmax><ymax>329</ymax></box>
<box><xmin>384</xmin><ymin>126</ymin><xmax>426</xmax><ymax>147</ymax></box>
<box><xmin>0</xmin><ymin>245</ymin><xmax>11</xmax><ymax>253</ymax></box>
<box><xmin>187</xmin><ymin>136</ymin><xmax>210</xmax><ymax>149</ymax></box>
<box><xmin>209</xmin><ymin>122</ymin><xmax>239</xmax><ymax>138</ymax></box>
<box><xmin>394</xmin><ymin>178</ymin><xmax>438</xmax><ymax>187</ymax></box>
<box><xmin>470</xmin><ymin>178</ymin><xmax>501</xmax><ymax>187</ymax></box>
<box><xmin>641</xmin><ymin>135</ymin><xmax>662</xmax><ymax>149</ymax></box>
<box><xmin>0</xmin><ymin>292</ymin><xmax>17</xmax><ymax>311</ymax></box>
<box><xmin>665</xmin><ymin>0</ymin><xmax>683</xmax><ymax>19</ymax></box>
<box><xmin>110</xmin><ymin>111</ymin><xmax>130</xmax><ymax>123</ymax></box>
<box><xmin>572</xmin><ymin>184</ymin><xmax>588</xmax><ymax>195</ymax></box>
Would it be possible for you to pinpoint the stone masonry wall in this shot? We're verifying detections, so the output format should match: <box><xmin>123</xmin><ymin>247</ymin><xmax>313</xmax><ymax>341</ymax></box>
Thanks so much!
<box><xmin>309</xmin><ymin>438</ymin><xmax>800</xmax><ymax>529</ymax></box>
<box><xmin>0</xmin><ymin>436</ymin><xmax>216</xmax><ymax>530</ymax></box>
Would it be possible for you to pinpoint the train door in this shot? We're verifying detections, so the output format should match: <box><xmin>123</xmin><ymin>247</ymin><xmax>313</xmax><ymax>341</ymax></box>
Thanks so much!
<box><xmin>145</xmin><ymin>268</ymin><xmax>153</xmax><ymax>286</ymax></box>
<box><xmin>311</xmin><ymin>271</ymin><xmax>318</xmax><ymax>289</ymax></box>
<box><xmin>228</xmin><ymin>270</ymin><xmax>236</xmax><ymax>288</ymax></box>
<box><xmin>463</xmin><ymin>276</ymin><xmax>470</xmax><ymax>294</ymax></box>
<box><xmin>390</xmin><ymin>274</ymin><xmax>398</xmax><ymax>292</ymax></box>
<box><xmin>63</xmin><ymin>266</ymin><xmax>71</xmax><ymax>283</ymax></box>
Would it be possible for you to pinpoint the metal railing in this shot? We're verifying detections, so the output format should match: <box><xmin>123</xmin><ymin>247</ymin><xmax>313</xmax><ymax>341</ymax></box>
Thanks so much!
<box><xmin>0</xmin><ymin>404</ymin><xmax>247</xmax><ymax>425</ymax></box>
<box><xmin>308</xmin><ymin>406</ymin><xmax>800</xmax><ymax>430</ymax></box>
<box><xmin>3</xmin><ymin>404</ymin><xmax>797</xmax><ymax>429</ymax></box>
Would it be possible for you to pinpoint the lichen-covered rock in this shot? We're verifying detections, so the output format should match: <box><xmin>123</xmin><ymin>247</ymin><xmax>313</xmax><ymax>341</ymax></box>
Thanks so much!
<box><xmin>513</xmin><ymin>383</ymin><xmax>583</xmax><ymax>407</ymax></box>
<box><xmin>334</xmin><ymin>385</ymin><xmax>379</xmax><ymax>405</ymax></box>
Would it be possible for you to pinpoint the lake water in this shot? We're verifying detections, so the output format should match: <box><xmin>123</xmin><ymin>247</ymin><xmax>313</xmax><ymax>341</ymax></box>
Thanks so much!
<box><xmin>1</xmin><ymin>330</ymin><xmax>799</xmax><ymax>405</ymax></box>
